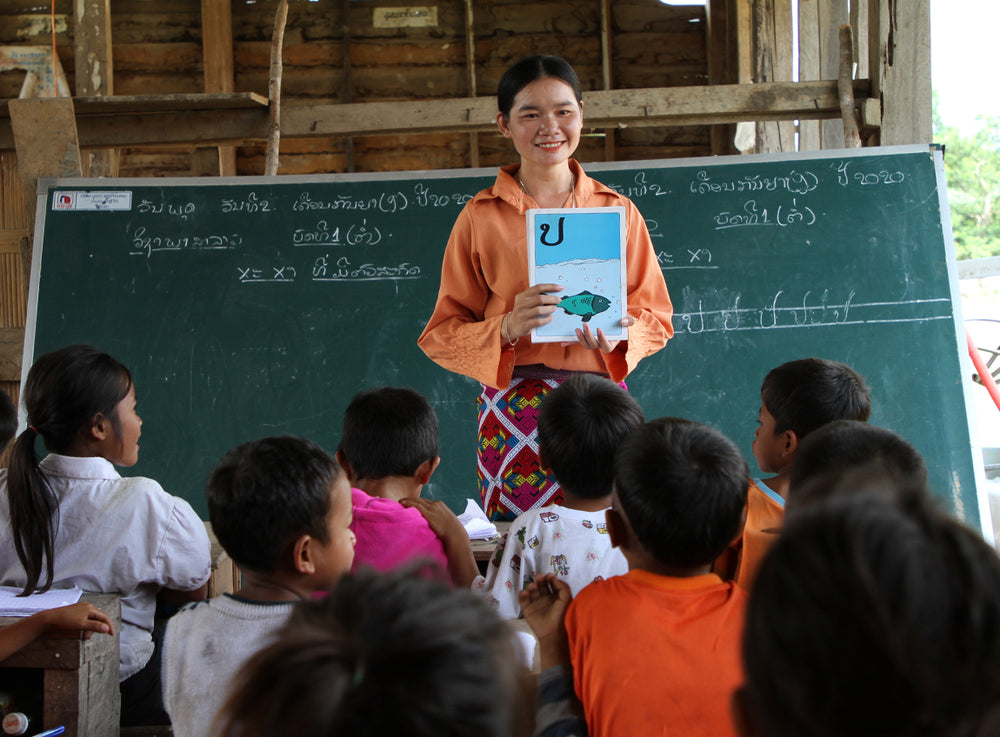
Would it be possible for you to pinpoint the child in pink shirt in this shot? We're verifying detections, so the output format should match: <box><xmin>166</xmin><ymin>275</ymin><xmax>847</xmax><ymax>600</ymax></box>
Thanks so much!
<box><xmin>336</xmin><ymin>387</ymin><xmax>450</xmax><ymax>579</ymax></box>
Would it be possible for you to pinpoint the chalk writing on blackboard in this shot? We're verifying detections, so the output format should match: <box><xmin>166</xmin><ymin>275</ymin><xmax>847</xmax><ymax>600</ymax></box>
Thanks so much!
<box><xmin>293</xmin><ymin>191</ymin><xmax>409</xmax><ymax>213</ymax></box>
<box><xmin>675</xmin><ymin>292</ymin><xmax>951</xmax><ymax>334</ymax></box>
<box><xmin>311</xmin><ymin>256</ymin><xmax>420</xmax><ymax>282</ymax></box>
<box><xmin>292</xmin><ymin>220</ymin><xmax>384</xmax><ymax>247</ymax></box>
<box><xmin>129</xmin><ymin>227</ymin><xmax>242</xmax><ymax>258</ymax></box>
<box><xmin>835</xmin><ymin>161</ymin><xmax>906</xmax><ymax>187</ymax></box>
<box><xmin>238</xmin><ymin>265</ymin><xmax>297</xmax><ymax>283</ymax></box>
<box><xmin>713</xmin><ymin>199</ymin><xmax>817</xmax><ymax>229</ymax></box>
<box><xmin>657</xmin><ymin>250</ymin><xmax>719</xmax><ymax>271</ymax></box>
<box><xmin>606</xmin><ymin>172</ymin><xmax>669</xmax><ymax>199</ymax></box>
<box><xmin>137</xmin><ymin>200</ymin><xmax>197</xmax><ymax>220</ymax></box>
<box><xmin>688</xmin><ymin>170</ymin><xmax>820</xmax><ymax>195</ymax></box>
<box><xmin>412</xmin><ymin>183</ymin><xmax>475</xmax><ymax>208</ymax></box>
<box><xmin>221</xmin><ymin>193</ymin><xmax>273</xmax><ymax>213</ymax></box>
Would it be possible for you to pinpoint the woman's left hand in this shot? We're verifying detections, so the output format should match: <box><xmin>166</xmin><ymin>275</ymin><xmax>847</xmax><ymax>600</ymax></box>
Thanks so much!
<box><xmin>571</xmin><ymin>315</ymin><xmax>635</xmax><ymax>353</ymax></box>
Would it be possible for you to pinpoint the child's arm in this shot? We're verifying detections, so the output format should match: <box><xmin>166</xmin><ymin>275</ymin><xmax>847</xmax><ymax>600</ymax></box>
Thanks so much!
<box><xmin>519</xmin><ymin>573</ymin><xmax>572</xmax><ymax>670</ymax></box>
<box><xmin>0</xmin><ymin>602</ymin><xmax>114</xmax><ymax>661</ymax></box>
<box><xmin>158</xmin><ymin>583</ymin><xmax>209</xmax><ymax>606</ymax></box>
<box><xmin>400</xmin><ymin>498</ymin><xmax>480</xmax><ymax>588</ymax></box>
<box><xmin>520</xmin><ymin>575</ymin><xmax>588</xmax><ymax>737</ymax></box>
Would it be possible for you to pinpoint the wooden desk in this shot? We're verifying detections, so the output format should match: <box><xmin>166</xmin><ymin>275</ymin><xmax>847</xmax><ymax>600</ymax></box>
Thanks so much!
<box><xmin>205</xmin><ymin>522</ymin><xmax>241</xmax><ymax>597</ymax></box>
<box><xmin>0</xmin><ymin>592</ymin><xmax>121</xmax><ymax>737</ymax></box>
<box><xmin>471</xmin><ymin>521</ymin><xmax>510</xmax><ymax>562</ymax></box>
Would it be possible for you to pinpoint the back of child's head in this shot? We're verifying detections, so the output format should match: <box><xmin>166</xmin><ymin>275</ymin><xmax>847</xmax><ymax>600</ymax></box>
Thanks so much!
<box><xmin>0</xmin><ymin>387</ymin><xmax>16</xmax><ymax>457</ymax></box>
<box><xmin>761</xmin><ymin>358</ymin><xmax>871</xmax><ymax>438</ymax></box>
<box><xmin>786</xmin><ymin>420</ymin><xmax>928</xmax><ymax>516</ymax></box>
<box><xmin>614</xmin><ymin>417</ymin><xmax>748</xmax><ymax>569</ymax></box>
<box><xmin>215</xmin><ymin>565</ymin><xmax>530</xmax><ymax>737</ymax></box>
<box><xmin>741</xmin><ymin>487</ymin><xmax>1000</xmax><ymax>737</ymax></box>
<box><xmin>6</xmin><ymin>344</ymin><xmax>133</xmax><ymax>594</ymax></box>
<box><xmin>537</xmin><ymin>374</ymin><xmax>644</xmax><ymax>499</ymax></box>
<box><xmin>207</xmin><ymin>435</ymin><xmax>341</xmax><ymax>574</ymax></box>
<box><xmin>337</xmin><ymin>386</ymin><xmax>438</xmax><ymax>479</ymax></box>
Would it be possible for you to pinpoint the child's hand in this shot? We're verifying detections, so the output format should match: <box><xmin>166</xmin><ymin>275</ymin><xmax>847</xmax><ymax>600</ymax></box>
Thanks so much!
<box><xmin>519</xmin><ymin>573</ymin><xmax>572</xmax><ymax>669</ymax></box>
<box><xmin>40</xmin><ymin>602</ymin><xmax>115</xmax><ymax>639</ymax></box>
<box><xmin>400</xmin><ymin>498</ymin><xmax>480</xmax><ymax>588</ymax></box>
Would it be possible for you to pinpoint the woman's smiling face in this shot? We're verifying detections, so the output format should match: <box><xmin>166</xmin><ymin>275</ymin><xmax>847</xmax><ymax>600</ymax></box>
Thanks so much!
<box><xmin>496</xmin><ymin>76</ymin><xmax>583</xmax><ymax>169</ymax></box>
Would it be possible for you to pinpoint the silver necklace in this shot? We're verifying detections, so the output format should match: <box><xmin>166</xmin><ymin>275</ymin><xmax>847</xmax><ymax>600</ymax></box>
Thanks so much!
<box><xmin>517</xmin><ymin>175</ymin><xmax>577</xmax><ymax>208</ymax></box>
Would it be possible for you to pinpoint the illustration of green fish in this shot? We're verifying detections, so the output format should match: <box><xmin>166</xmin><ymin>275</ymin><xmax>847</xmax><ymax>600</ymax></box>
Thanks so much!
<box><xmin>558</xmin><ymin>291</ymin><xmax>611</xmax><ymax>322</ymax></box>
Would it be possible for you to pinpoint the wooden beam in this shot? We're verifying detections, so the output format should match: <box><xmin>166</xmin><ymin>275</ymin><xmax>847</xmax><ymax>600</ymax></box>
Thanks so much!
<box><xmin>0</xmin><ymin>82</ymin><xmax>868</xmax><ymax>151</ymax></box>
<box><xmin>797</xmin><ymin>0</ymin><xmax>820</xmax><ymax>150</ymax></box>
<box><xmin>600</xmin><ymin>0</ymin><xmax>615</xmax><ymax>161</ymax></box>
<box><xmin>819</xmin><ymin>0</ymin><xmax>849</xmax><ymax>147</ymax></box>
<box><xmin>8</xmin><ymin>97</ymin><xmax>82</xmax><ymax>288</ymax></box>
<box><xmin>74</xmin><ymin>0</ymin><xmax>118</xmax><ymax>177</ymax></box>
<box><xmin>201</xmin><ymin>0</ymin><xmax>237</xmax><ymax>175</ymax></box>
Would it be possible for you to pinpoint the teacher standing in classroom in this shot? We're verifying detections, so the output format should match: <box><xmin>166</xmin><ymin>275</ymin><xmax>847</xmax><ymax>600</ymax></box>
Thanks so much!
<box><xmin>418</xmin><ymin>55</ymin><xmax>673</xmax><ymax>521</ymax></box>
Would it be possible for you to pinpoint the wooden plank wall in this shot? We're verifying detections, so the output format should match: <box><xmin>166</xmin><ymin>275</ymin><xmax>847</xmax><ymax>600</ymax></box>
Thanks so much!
<box><xmin>0</xmin><ymin>0</ymin><xmax>714</xmax><ymax>176</ymax></box>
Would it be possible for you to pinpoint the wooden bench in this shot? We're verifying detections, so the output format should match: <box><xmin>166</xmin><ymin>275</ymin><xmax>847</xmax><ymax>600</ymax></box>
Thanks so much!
<box><xmin>0</xmin><ymin>592</ymin><xmax>121</xmax><ymax>737</ymax></box>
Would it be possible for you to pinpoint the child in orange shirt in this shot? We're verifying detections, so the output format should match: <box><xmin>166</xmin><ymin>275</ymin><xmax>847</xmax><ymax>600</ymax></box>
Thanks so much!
<box><xmin>726</xmin><ymin>358</ymin><xmax>871</xmax><ymax>589</ymax></box>
<box><xmin>523</xmin><ymin>417</ymin><xmax>750</xmax><ymax>737</ymax></box>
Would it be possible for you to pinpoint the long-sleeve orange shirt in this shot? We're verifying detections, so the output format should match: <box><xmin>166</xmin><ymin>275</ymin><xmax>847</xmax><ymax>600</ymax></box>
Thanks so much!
<box><xmin>417</xmin><ymin>160</ymin><xmax>674</xmax><ymax>390</ymax></box>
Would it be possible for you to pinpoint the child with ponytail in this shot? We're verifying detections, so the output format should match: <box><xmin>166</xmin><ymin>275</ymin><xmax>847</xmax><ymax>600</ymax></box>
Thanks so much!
<box><xmin>0</xmin><ymin>344</ymin><xmax>211</xmax><ymax>726</ymax></box>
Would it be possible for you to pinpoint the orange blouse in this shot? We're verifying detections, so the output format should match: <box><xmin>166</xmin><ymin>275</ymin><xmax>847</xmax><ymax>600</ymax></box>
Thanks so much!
<box><xmin>417</xmin><ymin>160</ymin><xmax>674</xmax><ymax>389</ymax></box>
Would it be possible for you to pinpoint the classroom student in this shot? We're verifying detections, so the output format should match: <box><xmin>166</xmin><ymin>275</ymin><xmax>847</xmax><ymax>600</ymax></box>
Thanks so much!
<box><xmin>417</xmin><ymin>54</ymin><xmax>673</xmax><ymax>521</ymax></box>
<box><xmin>523</xmin><ymin>417</ymin><xmax>749</xmax><ymax>737</ymax></box>
<box><xmin>0</xmin><ymin>344</ymin><xmax>212</xmax><ymax>726</ymax></box>
<box><xmin>214</xmin><ymin>566</ymin><xmax>532</xmax><ymax>737</ymax></box>
<box><xmin>478</xmin><ymin>373</ymin><xmax>640</xmax><ymax>618</ymax></box>
<box><xmin>736</xmin><ymin>487</ymin><xmax>1000</xmax><ymax>737</ymax></box>
<box><xmin>334</xmin><ymin>387</ymin><xmax>449</xmax><ymax>578</ymax></box>
<box><xmin>162</xmin><ymin>435</ymin><xmax>356</xmax><ymax>737</ymax></box>
<box><xmin>722</xmin><ymin>357</ymin><xmax>870</xmax><ymax>589</ymax></box>
<box><xmin>784</xmin><ymin>419</ymin><xmax>929</xmax><ymax>517</ymax></box>
<box><xmin>0</xmin><ymin>601</ymin><xmax>114</xmax><ymax>661</ymax></box>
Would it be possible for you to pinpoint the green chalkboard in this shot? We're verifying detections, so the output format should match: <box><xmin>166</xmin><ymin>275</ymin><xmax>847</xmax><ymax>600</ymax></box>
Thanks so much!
<box><xmin>26</xmin><ymin>145</ymin><xmax>986</xmax><ymax>530</ymax></box>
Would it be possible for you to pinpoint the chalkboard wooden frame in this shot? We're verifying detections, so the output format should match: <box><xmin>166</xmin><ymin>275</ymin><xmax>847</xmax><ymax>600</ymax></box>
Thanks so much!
<box><xmin>24</xmin><ymin>144</ymin><xmax>990</xmax><ymax>535</ymax></box>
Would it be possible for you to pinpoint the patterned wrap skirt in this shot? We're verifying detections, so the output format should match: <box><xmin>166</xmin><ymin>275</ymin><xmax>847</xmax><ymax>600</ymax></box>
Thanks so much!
<box><xmin>476</xmin><ymin>365</ymin><xmax>623</xmax><ymax>521</ymax></box>
<box><xmin>477</xmin><ymin>373</ymin><xmax>563</xmax><ymax>521</ymax></box>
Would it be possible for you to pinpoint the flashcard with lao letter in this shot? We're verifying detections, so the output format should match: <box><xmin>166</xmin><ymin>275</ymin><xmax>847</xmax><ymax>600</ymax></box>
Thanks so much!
<box><xmin>527</xmin><ymin>207</ymin><xmax>628</xmax><ymax>343</ymax></box>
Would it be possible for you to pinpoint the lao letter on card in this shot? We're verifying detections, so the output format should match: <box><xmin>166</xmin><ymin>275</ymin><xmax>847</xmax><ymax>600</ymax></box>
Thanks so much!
<box><xmin>527</xmin><ymin>207</ymin><xmax>628</xmax><ymax>343</ymax></box>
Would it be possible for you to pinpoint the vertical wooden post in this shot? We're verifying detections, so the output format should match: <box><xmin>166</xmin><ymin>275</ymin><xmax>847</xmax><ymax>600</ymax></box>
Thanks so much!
<box><xmin>201</xmin><ymin>0</ymin><xmax>237</xmax><ymax>175</ymax></box>
<box><xmin>9</xmin><ymin>98</ymin><xmax>83</xmax><ymax>287</ymax></box>
<box><xmin>878</xmin><ymin>0</ymin><xmax>931</xmax><ymax>144</ymax></box>
<box><xmin>819</xmin><ymin>0</ymin><xmax>849</xmax><ymax>148</ymax></box>
<box><xmin>753</xmin><ymin>0</ymin><xmax>794</xmax><ymax>153</ymax></box>
<box><xmin>0</xmin><ymin>151</ymin><xmax>27</xmax><ymax>411</ymax></box>
<box><xmin>340</xmin><ymin>0</ymin><xmax>354</xmax><ymax>173</ymax></box>
<box><xmin>600</xmin><ymin>0</ymin><xmax>615</xmax><ymax>161</ymax></box>
<box><xmin>705</xmin><ymin>0</ymin><xmax>739</xmax><ymax>156</ymax></box>
<box><xmin>265</xmin><ymin>0</ymin><xmax>289</xmax><ymax>176</ymax></box>
<box><xmin>463</xmin><ymin>0</ymin><xmax>479</xmax><ymax>169</ymax></box>
<box><xmin>73</xmin><ymin>0</ymin><xmax>118</xmax><ymax>177</ymax></box>
<box><xmin>797</xmin><ymin>0</ymin><xmax>821</xmax><ymax>150</ymax></box>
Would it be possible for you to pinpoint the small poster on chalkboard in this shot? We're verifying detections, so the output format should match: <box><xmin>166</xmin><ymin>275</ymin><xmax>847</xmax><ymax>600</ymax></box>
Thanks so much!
<box><xmin>527</xmin><ymin>207</ymin><xmax>628</xmax><ymax>343</ymax></box>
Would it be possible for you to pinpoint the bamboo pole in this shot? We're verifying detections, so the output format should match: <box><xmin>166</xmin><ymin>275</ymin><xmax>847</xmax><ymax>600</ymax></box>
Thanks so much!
<box><xmin>838</xmin><ymin>24</ymin><xmax>862</xmax><ymax>148</ymax></box>
<box><xmin>264</xmin><ymin>0</ymin><xmax>288</xmax><ymax>176</ymax></box>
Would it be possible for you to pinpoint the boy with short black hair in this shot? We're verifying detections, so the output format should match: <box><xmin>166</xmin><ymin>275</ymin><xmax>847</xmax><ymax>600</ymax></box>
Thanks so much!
<box><xmin>162</xmin><ymin>436</ymin><xmax>356</xmax><ymax>737</ymax></box>
<box><xmin>785</xmin><ymin>419</ymin><xmax>929</xmax><ymax>516</ymax></box>
<box><xmin>526</xmin><ymin>417</ymin><xmax>749</xmax><ymax>737</ymax></box>
<box><xmin>730</xmin><ymin>357</ymin><xmax>871</xmax><ymax>588</ymax></box>
<box><xmin>335</xmin><ymin>386</ymin><xmax>450</xmax><ymax>577</ymax></box>
<box><xmin>479</xmin><ymin>374</ymin><xmax>642</xmax><ymax>618</ymax></box>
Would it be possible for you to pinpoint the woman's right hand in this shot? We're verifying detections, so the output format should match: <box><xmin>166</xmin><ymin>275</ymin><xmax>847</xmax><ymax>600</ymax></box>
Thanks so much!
<box><xmin>506</xmin><ymin>283</ymin><xmax>563</xmax><ymax>341</ymax></box>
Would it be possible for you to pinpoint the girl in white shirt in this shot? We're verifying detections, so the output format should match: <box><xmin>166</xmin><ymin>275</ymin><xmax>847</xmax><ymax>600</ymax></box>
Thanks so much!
<box><xmin>0</xmin><ymin>344</ymin><xmax>211</xmax><ymax>726</ymax></box>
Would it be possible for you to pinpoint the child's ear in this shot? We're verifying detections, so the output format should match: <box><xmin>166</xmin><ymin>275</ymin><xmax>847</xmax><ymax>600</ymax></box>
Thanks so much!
<box><xmin>88</xmin><ymin>412</ymin><xmax>111</xmax><ymax>441</ymax></box>
<box><xmin>415</xmin><ymin>456</ymin><xmax>441</xmax><ymax>485</ymax></box>
<box><xmin>605</xmin><ymin>507</ymin><xmax>630</xmax><ymax>550</ymax></box>
<box><xmin>781</xmin><ymin>430</ymin><xmax>799</xmax><ymax>459</ymax></box>
<box><xmin>292</xmin><ymin>533</ymin><xmax>317</xmax><ymax>575</ymax></box>
<box><xmin>335</xmin><ymin>450</ymin><xmax>355</xmax><ymax>482</ymax></box>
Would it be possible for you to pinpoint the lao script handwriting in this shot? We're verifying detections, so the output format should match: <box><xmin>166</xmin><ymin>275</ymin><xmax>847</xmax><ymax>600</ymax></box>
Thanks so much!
<box><xmin>713</xmin><ymin>198</ymin><xmax>816</xmax><ymax>230</ymax></box>
<box><xmin>129</xmin><ymin>227</ymin><xmax>242</xmax><ymax>258</ymax></box>
<box><xmin>689</xmin><ymin>170</ymin><xmax>819</xmax><ymax>196</ymax></box>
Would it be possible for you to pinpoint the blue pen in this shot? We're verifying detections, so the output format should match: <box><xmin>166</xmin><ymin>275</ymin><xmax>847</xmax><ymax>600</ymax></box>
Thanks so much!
<box><xmin>28</xmin><ymin>727</ymin><xmax>65</xmax><ymax>737</ymax></box>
